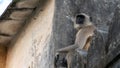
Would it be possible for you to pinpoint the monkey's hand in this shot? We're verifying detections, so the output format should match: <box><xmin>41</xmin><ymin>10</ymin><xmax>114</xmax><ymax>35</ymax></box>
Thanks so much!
<box><xmin>54</xmin><ymin>52</ymin><xmax>67</xmax><ymax>68</ymax></box>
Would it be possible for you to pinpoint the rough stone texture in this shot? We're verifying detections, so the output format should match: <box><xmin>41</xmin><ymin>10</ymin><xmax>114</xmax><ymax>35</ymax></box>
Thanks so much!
<box><xmin>87</xmin><ymin>30</ymin><xmax>107</xmax><ymax>68</ymax></box>
<box><xmin>110</xmin><ymin>59</ymin><xmax>120</xmax><ymax>68</ymax></box>
<box><xmin>53</xmin><ymin>0</ymin><xmax>120</xmax><ymax>56</ymax></box>
<box><xmin>53</xmin><ymin>0</ymin><xmax>78</xmax><ymax>52</ymax></box>
<box><xmin>87</xmin><ymin>5</ymin><xmax>120</xmax><ymax>68</ymax></box>
<box><xmin>107</xmin><ymin>6</ymin><xmax>120</xmax><ymax>53</ymax></box>
<box><xmin>54</xmin><ymin>0</ymin><xmax>120</xmax><ymax>68</ymax></box>
<box><xmin>54</xmin><ymin>0</ymin><xmax>120</xmax><ymax>31</ymax></box>
<box><xmin>0</xmin><ymin>0</ymin><xmax>38</xmax><ymax>46</ymax></box>
<box><xmin>105</xmin><ymin>6</ymin><xmax>120</xmax><ymax>68</ymax></box>
<box><xmin>0</xmin><ymin>36</ymin><xmax>12</xmax><ymax>46</ymax></box>
<box><xmin>53</xmin><ymin>1</ymin><xmax>77</xmax><ymax>67</ymax></box>
<box><xmin>0</xmin><ymin>0</ymin><xmax>119</xmax><ymax>68</ymax></box>
<box><xmin>0</xmin><ymin>20</ymin><xmax>24</xmax><ymax>46</ymax></box>
<box><xmin>10</xmin><ymin>10</ymin><xmax>33</xmax><ymax>20</ymax></box>
<box><xmin>16</xmin><ymin>0</ymin><xmax>39</xmax><ymax>8</ymax></box>
<box><xmin>80</xmin><ymin>0</ymin><xmax>120</xmax><ymax>31</ymax></box>
<box><xmin>6</xmin><ymin>0</ymin><xmax>55</xmax><ymax>68</ymax></box>
<box><xmin>0</xmin><ymin>20</ymin><xmax>23</xmax><ymax>35</ymax></box>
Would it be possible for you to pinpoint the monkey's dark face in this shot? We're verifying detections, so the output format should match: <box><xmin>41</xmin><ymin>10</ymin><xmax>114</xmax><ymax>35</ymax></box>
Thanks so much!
<box><xmin>89</xmin><ymin>16</ymin><xmax>92</xmax><ymax>22</ymax></box>
<box><xmin>74</xmin><ymin>13</ymin><xmax>93</xmax><ymax>30</ymax></box>
<box><xmin>76</xmin><ymin>15</ymin><xmax>85</xmax><ymax>24</ymax></box>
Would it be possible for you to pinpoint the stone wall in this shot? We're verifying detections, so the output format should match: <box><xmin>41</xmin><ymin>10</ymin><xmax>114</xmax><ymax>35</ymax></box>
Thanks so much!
<box><xmin>53</xmin><ymin>0</ymin><xmax>120</xmax><ymax>68</ymax></box>
<box><xmin>3</xmin><ymin>0</ymin><xmax>120</xmax><ymax>68</ymax></box>
<box><xmin>6</xmin><ymin>0</ymin><xmax>55</xmax><ymax>68</ymax></box>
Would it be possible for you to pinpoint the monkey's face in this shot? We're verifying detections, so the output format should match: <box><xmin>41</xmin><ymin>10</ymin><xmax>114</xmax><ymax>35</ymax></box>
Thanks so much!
<box><xmin>74</xmin><ymin>13</ymin><xmax>92</xmax><ymax>30</ymax></box>
<box><xmin>76</xmin><ymin>15</ymin><xmax>85</xmax><ymax>24</ymax></box>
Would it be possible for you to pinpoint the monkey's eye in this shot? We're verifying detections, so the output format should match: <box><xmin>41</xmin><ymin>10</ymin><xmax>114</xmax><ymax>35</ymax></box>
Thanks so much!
<box><xmin>76</xmin><ymin>15</ymin><xmax>85</xmax><ymax>24</ymax></box>
<box><xmin>90</xmin><ymin>16</ymin><xmax>92</xmax><ymax>22</ymax></box>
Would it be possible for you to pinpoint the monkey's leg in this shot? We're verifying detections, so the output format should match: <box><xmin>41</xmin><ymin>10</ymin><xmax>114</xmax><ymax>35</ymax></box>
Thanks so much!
<box><xmin>67</xmin><ymin>50</ymin><xmax>86</xmax><ymax>68</ymax></box>
<box><xmin>57</xmin><ymin>45</ymin><xmax>78</xmax><ymax>53</ymax></box>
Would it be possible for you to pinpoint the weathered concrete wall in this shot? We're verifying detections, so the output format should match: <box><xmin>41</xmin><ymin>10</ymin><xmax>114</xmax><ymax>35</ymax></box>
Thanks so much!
<box><xmin>6</xmin><ymin>0</ymin><xmax>55</xmax><ymax>68</ymax></box>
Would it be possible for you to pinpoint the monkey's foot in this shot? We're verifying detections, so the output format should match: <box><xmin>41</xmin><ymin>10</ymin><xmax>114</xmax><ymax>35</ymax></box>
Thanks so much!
<box><xmin>54</xmin><ymin>52</ymin><xmax>67</xmax><ymax>68</ymax></box>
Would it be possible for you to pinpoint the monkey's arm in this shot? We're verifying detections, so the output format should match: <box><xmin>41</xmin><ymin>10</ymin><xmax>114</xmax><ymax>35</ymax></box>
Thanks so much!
<box><xmin>57</xmin><ymin>45</ymin><xmax>78</xmax><ymax>53</ymax></box>
<box><xmin>76</xmin><ymin>26</ymin><xmax>95</xmax><ymax>49</ymax></box>
<box><xmin>57</xmin><ymin>29</ymin><xmax>90</xmax><ymax>53</ymax></box>
<box><xmin>57</xmin><ymin>25</ymin><xmax>95</xmax><ymax>53</ymax></box>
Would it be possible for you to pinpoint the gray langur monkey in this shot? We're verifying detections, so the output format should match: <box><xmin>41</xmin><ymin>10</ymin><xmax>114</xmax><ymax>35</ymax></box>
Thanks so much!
<box><xmin>55</xmin><ymin>13</ymin><xmax>96</xmax><ymax>68</ymax></box>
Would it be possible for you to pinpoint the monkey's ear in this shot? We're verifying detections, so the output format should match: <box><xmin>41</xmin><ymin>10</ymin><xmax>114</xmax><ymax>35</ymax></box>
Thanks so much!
<box><xmin>90</xmin><ymin>16</ymin><xmax>92</xmax><ymax>22</ymax></box>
